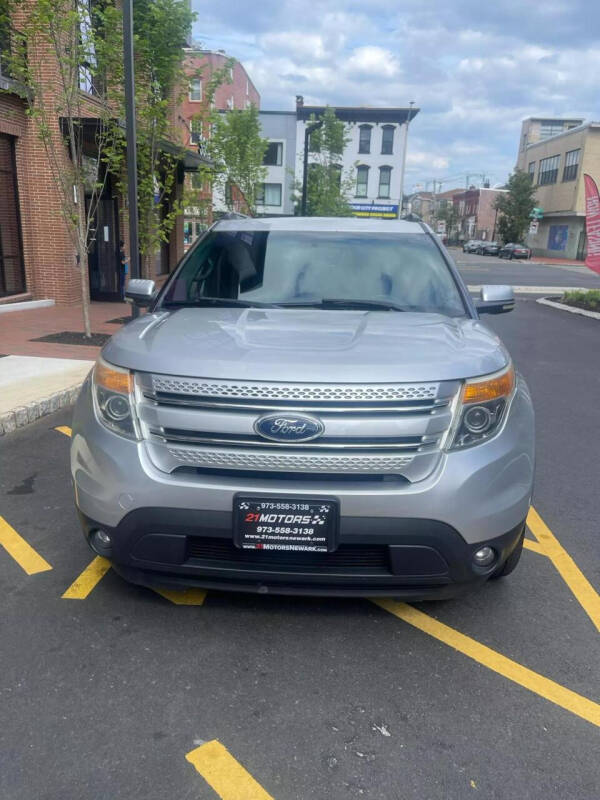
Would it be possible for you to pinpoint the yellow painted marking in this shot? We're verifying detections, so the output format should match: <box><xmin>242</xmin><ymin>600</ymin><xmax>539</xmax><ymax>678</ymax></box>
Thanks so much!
<box><xmin>527</xmin><ymin>506</ymin><xmax>600</xmax><ymax>633</ymax></box>
<box><xmin>186</xmin><ymin>740</ymin><xmax>275</xmax><ymax>800</ymax></box>
<box><xmin>373</xmin><ymin>599</ymin><xmax>600</xmax><ymax>728</ymax></box>
<box><xmin>153</xmin><ymin>587</ymin><xmax>207</xmax><ymax>605</ymax></box>
<box><xmin>62</xmin><ymin>556</ymin><xmax>111</xmax><ymax>599</ymax></box>
<box><xmin>523</xmin><ymin>538</ymin><xmax>546</xmax><ymax>556</ymax></box>
<box><xmin>55</xmin><ymin>425</ymin><xmax>72</xmax><ymax>437</ymax></box>
<box><xmin>0</xmin><ymin>516</ymin><xmax>52</xmax><ymax>574</ymax></box>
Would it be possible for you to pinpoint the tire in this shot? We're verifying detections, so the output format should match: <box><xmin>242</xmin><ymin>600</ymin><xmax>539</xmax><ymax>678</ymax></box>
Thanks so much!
<box><xmin>490</xmin><ymin>532</ymin><xmax>524</xmax><ymax>579</ymax></box>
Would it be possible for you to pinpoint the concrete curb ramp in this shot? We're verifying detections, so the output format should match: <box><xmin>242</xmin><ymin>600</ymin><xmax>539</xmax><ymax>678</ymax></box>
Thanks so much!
<box><xmin>537</xmin><ymin>296</ymin><xmax>600</xmax><ymax>320</ymax></box>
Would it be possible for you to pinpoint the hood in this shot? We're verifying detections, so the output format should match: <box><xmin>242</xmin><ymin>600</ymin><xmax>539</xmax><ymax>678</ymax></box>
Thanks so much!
<box><xmin>102</xmin><ymin>308</ymin><xmax>509</xmax><ymax>383</ymax></box>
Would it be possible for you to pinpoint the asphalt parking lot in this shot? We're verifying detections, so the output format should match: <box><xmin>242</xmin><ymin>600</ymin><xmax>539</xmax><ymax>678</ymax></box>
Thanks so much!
<box><xmin>1</xmin><ymin>259</ymin><xmax>599</xmax><ymax>799</ymax></box>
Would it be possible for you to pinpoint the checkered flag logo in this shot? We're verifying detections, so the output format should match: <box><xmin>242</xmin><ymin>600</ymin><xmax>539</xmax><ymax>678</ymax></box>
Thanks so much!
<box><xmin>239</xmin><ymin>501</ymin><xmax>250</xmax><ymax>510</ymax></box>
<box><xmin>311</xmin><ymin>514</ymin><xmax>326</xmax><ymax>525</ymax></box>
<box><xmin>319</xmin><ymin>505</ymin><xmax>329</xmax><ymax>513</ymax></box>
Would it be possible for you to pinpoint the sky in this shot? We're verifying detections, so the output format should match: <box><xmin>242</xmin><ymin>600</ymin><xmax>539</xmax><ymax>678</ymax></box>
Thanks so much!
<box><xmin>192</xmin><ymin>0</ymin><xmax>600</xmax><ymax>193</ymax></box>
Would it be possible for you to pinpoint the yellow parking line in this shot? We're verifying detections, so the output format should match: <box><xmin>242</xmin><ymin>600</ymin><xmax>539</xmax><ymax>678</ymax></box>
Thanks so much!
<box><xmin>55</xmin><ymin>425</ymin><xmax>72</xmax><ymax>437</ymax></box>
<box><xmin>0</xmin><ymin>516</ymin><xmax>52</xmax><ymax>574</ymax></box>
<box><xmin>153</xmin><ymin>588</ymin><xmax>207</xmax><ymax>605</ymax></box>
<box><xmin>186</xmin><ymin>740</ymin><xmax>275</xmax><ymax>800</ymax></box>
<box><xmin>523</xmin><ymin>538</ymin><xmax>546</xmax><ymax>556</ymax></box>
<box><xmin>527</xmin><ymin>507</ymin><xmax>600</xmax><ymax>633</ymax></box>
<box><xmin>373</xmin><ymin>599</ymin><xmax>600</xmax><ymax>728</ymax></box>
<box><xmin>62</xmin><ymin>556</ymin><xmax>111</xmax><ymax>599</ymax></box>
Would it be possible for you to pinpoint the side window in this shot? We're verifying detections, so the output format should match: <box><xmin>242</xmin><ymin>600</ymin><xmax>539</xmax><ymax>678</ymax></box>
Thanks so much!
<box><xmin>356</xmin><ymin>165</ymin><xmax>369</xmax><ymax>197</ymax></box>
<box><xmin>358</xmin><ymin>125</ymin><xmax>372</xmax><ymax>154</ymax></box>
<box><xmin>381</xmin><ymin>125</ymin><xmax>394</xmax><ymax>155</ymax></box>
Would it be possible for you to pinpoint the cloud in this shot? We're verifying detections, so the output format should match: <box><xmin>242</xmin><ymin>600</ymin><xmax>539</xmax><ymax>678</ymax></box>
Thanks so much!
<box><xmin>192</xmin><ymin>0</ymin><xmax>600</xmax><ymax>189</ymax></box>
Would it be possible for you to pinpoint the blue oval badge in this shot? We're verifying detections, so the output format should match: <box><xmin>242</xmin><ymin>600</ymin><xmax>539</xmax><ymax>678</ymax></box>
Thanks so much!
<box><xmin>254</xmin><ymin>413</ymin><xmax>324</xmax><ymax>443</ymax></box>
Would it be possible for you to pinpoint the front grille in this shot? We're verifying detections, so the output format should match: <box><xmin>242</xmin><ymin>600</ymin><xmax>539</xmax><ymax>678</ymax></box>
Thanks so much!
<box><xmin>187</xmin><ymin>536</ymin><xmax>390</xmax><ymax>571</ymax></box>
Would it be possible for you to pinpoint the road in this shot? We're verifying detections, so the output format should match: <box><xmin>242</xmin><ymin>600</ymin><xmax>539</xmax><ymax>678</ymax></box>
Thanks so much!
<box><xmin>1</xmin><ymin>258</ymin><xmax>599</xmax><ymax>799</ymax></box>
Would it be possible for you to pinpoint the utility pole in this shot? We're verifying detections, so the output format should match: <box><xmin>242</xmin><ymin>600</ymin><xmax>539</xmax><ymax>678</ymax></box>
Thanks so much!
<box><xmin>301</xmin><ymin>120</ymin><xmax>323</xmax><ymax>216</ymax></box>
<box><xmin>399</xmin><ymin>101</ymin><xmax>415</xmax><ymax>217</ymax></box>
<box><xmin>123</xmin><ymin>0</ymin><xmax>139</xmax><ymax>318</ymax></box>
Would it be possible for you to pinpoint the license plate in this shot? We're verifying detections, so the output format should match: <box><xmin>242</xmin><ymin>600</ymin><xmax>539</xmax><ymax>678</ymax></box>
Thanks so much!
<box><xmin>233</xmin><ymin>496</ymin><xmax>339</xmax><ymax>553</ymax></box>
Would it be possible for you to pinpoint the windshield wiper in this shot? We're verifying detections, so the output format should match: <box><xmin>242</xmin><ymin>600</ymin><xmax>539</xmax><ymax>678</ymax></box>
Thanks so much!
<box><xmin>162</xmin><ymin>297</ymin><xmax>277</xmax><ymax>309</ymax></box>
<box><xmin>279</xmin><ymin>298</ymin><xmax>407</xmax><ymax>312</ymax></box>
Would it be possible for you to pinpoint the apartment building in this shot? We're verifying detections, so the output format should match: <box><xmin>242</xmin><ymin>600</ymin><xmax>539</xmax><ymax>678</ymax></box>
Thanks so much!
<box><xmin>295</xmin><ymin>97</ymin><xmax>419</xmax><ymax>219</ymax></box>
<box><xmin>257</xmin><ymin>111</ymin><xmax>296</xmax><ymax>216</ymax></box>
<box><xmin>517</xmin><ymin>117</ymin><xmax>584</xmax><ymax>158</ymax></box>
<box><xmin>452</xmin><ymin>187</ymin><xmax>507</xmax><ymax>242</ymax></box>
<box><xmin>516</xmin><ymin>120</ymin><xmax>600</xmax><ymax>259</ymax></box>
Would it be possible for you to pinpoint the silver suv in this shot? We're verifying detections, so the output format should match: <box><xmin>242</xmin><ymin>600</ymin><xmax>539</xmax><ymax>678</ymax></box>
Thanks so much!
<box><xmin>71</xmin><ymin>217</ymin><xmax>534</xmax><ymax>599</ymax></box>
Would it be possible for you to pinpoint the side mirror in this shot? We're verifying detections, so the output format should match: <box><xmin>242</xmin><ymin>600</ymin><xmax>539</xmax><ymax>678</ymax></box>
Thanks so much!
<box><xmin>125</xmin><ymin>279</ymin><xmax>156</xmax><ymax>307</ymax></box>
<box><xmin>476</xmin><ymin>284</ymin><xmax>515</xmax><ymax>314</ymax></box>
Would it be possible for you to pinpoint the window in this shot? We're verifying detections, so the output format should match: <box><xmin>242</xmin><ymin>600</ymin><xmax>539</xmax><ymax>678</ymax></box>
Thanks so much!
<box><xmin>191</xmin><ymin>172</ymin><xmax>204</xmax><ymax>190</ymax></box>
<box><xmin>358</xmin><ymin>125</ymin><xmax>372</xmax><ymax>154</ymax></box>
<box><xmin>78</xmin><ymin>0</ymin><xmax>98</xmax><ymax>94</ymax></box>
<box><xmin>263</xmin><ymin>142</ymin><xmax>283</xmax><ymax>166</ymax></box>
<box><xmin>189</xmin><ymin>78</ymin><xmax>202</xmax><ymax>102</ymax></box>
<box><xmin>539</xmin><ymin>121</ymin><xmax>567</xmax><ymax>140</ymax></box>
<box><xmin>563</xmin><ymin>149</ymin><xmax>580</xmax><ymax>182</ymax></box>
<box><xmin>162</xmin><ymin>231</ymin><xmax>468</xmax><ymax>318</ymax></box>
<box><xmin>528</xmin><ymin>161</ymin><xmax>536</xmax><ymax>181</ymax></box>
<box><xmin>189</xmin><ymin>118</ymin><xmax>202</xmax><ymax>145</ymax></box>
<box><xmin>378</xmin><ymin>166</ymin><xmax>391</xmax><ymax>198</ymax></box>
<box><xmin>257</xmin><ymin>183</ymin><xmax>282</xmax><ymax>206</ymax></box>
<box><xmin>246</xmin><ymin>79</ymin><xmax>249</xmax><ymax>95</ymax></box>
<box><xmin>381</xmin><ymin>125</ymin><xmax>394</xmax><ymax>155</ymax></box>
<box><xmin>538</xmin><ymin>154</ymin><xmax>560</xmax><ymax>185</ymax></box>
<box><xmin>229</xmin><ymin>66</ymin><xmax>234</xmax><ymax>81</ymax></box>
<box><xmin>226</xmin><ymin>96</ymin><xmax>234</xmax><ymax>110</ymax></box>
<box><xmin>0</xmin><ymin>26</ymin><xmax>11</xmax><ymax>78</ymax></box>
<box><xmin>356</xmin><ymin>165</ymin><xmax>369</xmax><ymax>197</ymax></box>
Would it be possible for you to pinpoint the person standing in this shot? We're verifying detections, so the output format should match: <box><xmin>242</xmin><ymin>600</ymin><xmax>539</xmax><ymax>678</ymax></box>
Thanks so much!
<box><xmin>118</xmin><ymin>240</ymin><xmax>128</xmax><ymax>301</ymax></box>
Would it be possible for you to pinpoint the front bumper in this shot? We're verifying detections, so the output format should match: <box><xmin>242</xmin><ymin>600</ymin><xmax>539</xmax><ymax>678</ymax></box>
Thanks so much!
<box><xmin>71</xmin><ymin>376</ymin><xmax>534</xmax><ymax>598</ymax></box>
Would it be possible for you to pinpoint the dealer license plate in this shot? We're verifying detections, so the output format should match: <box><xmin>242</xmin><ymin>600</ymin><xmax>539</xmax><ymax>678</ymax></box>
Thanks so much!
<box><xmin>233</xmin><ymin>496</ymin><xmax>339</xmax><ymax>553</ymax></box>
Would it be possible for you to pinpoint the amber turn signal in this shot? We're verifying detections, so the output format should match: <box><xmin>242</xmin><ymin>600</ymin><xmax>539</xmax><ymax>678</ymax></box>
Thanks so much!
<box><xmin>94</xmin><ymin>359</ymin><xmax>133</xmax><ymax>394</ymax></box>
<box><xmin>462</xmin><ymin>365</ymin><xmax>515</xmax><ymax>405</ymax></box>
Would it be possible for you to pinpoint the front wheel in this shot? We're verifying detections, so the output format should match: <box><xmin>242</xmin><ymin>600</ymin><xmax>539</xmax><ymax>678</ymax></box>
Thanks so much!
<box><xmin>490</xmin><ymin>533</ymin><xmax>524</xmax><ymax>579</ymax></box>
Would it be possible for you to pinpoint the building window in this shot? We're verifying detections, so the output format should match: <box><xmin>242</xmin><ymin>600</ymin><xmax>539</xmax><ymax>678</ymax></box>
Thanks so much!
<box><xmin>226</xmin><ymin>96</ymin><xmax>234</xmax><ymax>110</ymax></box>
<box><xmin>381</xmin><ymin>125</ymin><xmax>394</xmax><ymax>155</ymax></box>
<box><xmin>257</xmin><ymin>183</ymin><xmax>282</xmax><ymax>206</ymax></box>
<box><xmin>189</xmin><ymin>118</ymin><xmax>202</xmax><ymax>145</ymax></box>
<box><xmin>538</xmin><ymin>154</ymin><xmax>560</xmax><ymax>185</ymax></box>
<box><xmin>528</xmin><ymin>161</ymin><xmax>536</xmax><ymax>181</ymax></box>
<box><xmin>246</xmin><ymin>79</ymin><xmax>249</xmax><ymax>95</ymax></box>
<box><xmin>539</xmin><ymin>121</ymin><xmax>567</xmax><ymax>140</ymax></box>
<box><xmin>358</xmin><ymin>125</ymin><xmax>372</xmax><ymax>154</ymax></box>
<box><xmin>191</xmin><ymin>171</ymin><xmax>203</xmax><ymax>190</ymax></box>
<box><xmin>0</xmin><ymin>26</ymin><xmax>12</xmax><ymax>78</ymax></box>
<box><xmin>563</xmin><ymin>149</ymin><xmax>580</xmax><ymax>182</ymax></box>
<box><xmin>356</xmin><ymin>165</ymin><xmax>369</xmax><ymax>197</ymax></box>
<box><xmin>189</xmin><ymin>78</ymin><xmax>202</xmax><ymax>101</ymax></box>
<box><xmin>229</xmin><ymin>66</ymin><xmax>234</xmax><ymax>81</ymax></box>
<box><xmin>263</xmin><ymin>142</ymin><xmax>283</xmax><ymax>166</ymax></box>
<box><xmin>78</xmin><ymin>0</ymin><xmax>98</xmax><ymax>94</ymax></box>
<box><xmin>378</xmin><ymin>166</ymin><xmax>391</xmax><ymax>198</ymax></box>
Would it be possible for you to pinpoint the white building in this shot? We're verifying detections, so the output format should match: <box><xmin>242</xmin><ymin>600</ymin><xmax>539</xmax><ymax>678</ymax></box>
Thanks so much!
<box><xmin>295</xmin><ymin>98</ymin><xmax>419</xmax><ymax>219</ymax></box>
<box><xmin>257</xmin><ymin>110</ymin><xmax>297</xmax><ymax>216</ymax></box>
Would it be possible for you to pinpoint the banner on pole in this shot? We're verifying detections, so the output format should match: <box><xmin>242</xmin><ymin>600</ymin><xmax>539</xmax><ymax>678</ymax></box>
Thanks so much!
<box><xmin>583</xmin><ymin>174</ymin><xmax>600</xmax><ymax>275</ymax></box>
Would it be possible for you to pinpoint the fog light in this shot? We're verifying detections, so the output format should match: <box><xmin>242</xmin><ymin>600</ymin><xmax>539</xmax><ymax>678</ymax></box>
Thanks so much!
<box><xmin>473</xmin><ymin>546</ymin><xmax>496</xmax><ymax>567</ymax></box>
<box><xmin>91</xmin><ymin>529</ymin><xmax>112</xmax><ymax>554</ymax></box>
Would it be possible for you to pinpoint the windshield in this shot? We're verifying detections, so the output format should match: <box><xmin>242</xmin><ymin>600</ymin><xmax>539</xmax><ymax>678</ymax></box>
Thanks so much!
<box><xmin>161</xmin><ymin>229</ymin><xmax>467</xmax><ymax>317</ymax></box>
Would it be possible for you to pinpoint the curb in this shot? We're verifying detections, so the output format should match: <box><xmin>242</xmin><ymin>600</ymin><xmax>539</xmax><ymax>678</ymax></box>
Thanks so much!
<box><xmin>0</xmin><ymin>382</ymin><xmax>83</xmax><ymax>436</ymax></box>
<box><xmin>536</xmin><ymin>297</ymin><xmax>600</xmax><ymax>320</ymax></box>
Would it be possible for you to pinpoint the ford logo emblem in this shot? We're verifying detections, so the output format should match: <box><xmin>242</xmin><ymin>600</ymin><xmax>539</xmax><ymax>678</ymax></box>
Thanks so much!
<box><xmin>254</xmin><ymin>413</ymin><xmax>325</xmax><ymax>443</ymax></box>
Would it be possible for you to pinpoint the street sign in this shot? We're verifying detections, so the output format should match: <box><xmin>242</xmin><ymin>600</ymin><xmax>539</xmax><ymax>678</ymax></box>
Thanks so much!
<box><xmin>529</xmin><ymin>220</ymin><xmax>539</xmax><ymax>235</ymax></box>
<box><xmin>530</xmin><ymin>207</ymin><xmax>544</xmax><ymax>219</ymax></box>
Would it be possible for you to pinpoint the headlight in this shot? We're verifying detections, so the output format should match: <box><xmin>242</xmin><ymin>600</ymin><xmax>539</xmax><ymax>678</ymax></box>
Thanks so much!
<box><xmin>449</xmin><ymin>364</ymin><xmax>515</xmax><ymax>449</ymax></box>
<box><xmin>92</xmin><ymin>357</ymin><xmax>140</xmax><ymax>439</ymax></box>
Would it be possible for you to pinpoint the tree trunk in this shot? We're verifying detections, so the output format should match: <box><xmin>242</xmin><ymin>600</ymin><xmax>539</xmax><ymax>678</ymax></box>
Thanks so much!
<box><xmin>76</xmin><ymin>190</ymin><xmax>92</xmax><ymax>338</ymax></box>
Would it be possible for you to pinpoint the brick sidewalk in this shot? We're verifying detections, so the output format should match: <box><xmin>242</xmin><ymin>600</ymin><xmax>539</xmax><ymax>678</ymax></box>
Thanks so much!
<box><xmin>0</xmin><ymin>301</ymin><xmax>131</xmax><ymax>360</ymax></box>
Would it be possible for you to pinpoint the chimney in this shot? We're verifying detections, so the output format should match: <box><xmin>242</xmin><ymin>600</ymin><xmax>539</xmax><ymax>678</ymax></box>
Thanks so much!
<box><xmin>296</xmin><ymin>95</ymin><xmax>304</xmax><ymax>109</ymax></box>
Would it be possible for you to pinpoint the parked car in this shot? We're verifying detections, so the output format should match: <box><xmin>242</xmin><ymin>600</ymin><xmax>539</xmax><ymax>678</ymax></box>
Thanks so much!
<box><xmin>71</xmin><ymin>217</ymin><xmax>534</xmax><ymax>600</ymax></box>
<box><xmin>499</xmin><ymin>243</ymin><xmax>530</xmax><ymax>260</ymax></box>
<box><xmin>463</xmin><ymin>239</ymin><xmax>483</xmax><ymax>253</ymax></box>
<box><xmin>477</xmin><ymin>241</ymin><xmax>500</xmax><ymax>256</ymax></box>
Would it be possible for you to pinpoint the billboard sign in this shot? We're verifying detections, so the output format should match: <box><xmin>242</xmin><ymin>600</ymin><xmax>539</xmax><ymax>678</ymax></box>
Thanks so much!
<box><xmin>350</xmin><ymin>203</ymin><xmax>399</xmax><ymax>219</ymax></box>
<box><xmin>583</xmin><ymin>174</ymin><xmax>600</xmax><ymax>275</ymax></box>
<box><xmin>548</xmin><ymin>225</ymin><xmax>569</xmax><ymax>251</ymax></box>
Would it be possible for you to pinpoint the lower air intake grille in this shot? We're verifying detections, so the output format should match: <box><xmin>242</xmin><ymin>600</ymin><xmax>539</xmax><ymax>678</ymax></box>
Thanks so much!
<box><xmin>187</xmin><ymin>537</ymin><xmax>390</xmax><ymax>571</ymax></box>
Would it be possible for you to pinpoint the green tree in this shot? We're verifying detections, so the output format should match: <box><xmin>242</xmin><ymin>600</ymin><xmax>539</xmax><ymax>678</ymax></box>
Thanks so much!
<box><xmin>435</xmin><ymin>202</ymin><xmax>459</xmax><ymax>240</ymax></box>
<box><xmin>131</xmin><ymin>0</ymin><xmax>195</xmax><ymax>276</ymax></box>
<box><xmin>495</xmin><ymin>169</ymin><xmax>537</xmax><ymax>243</ymax></box>
<box><xmin>1</xmin><ymin>0</ymin><xmax>125</xmax><ymax>336</ymax></box>
<box><xmin>208</xmin><ymin>104</ymin><xmax>268</xmax><ymax>216</ymax></box>
<box><xmin>294</xmin><ymin>106</ymin><xmax>354</xmax><ymax>216</ymax></box>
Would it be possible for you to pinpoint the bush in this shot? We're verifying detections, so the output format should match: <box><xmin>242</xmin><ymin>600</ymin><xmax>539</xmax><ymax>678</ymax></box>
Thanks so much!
<box><xmin>561</xmin><ymin>289</ymin><xmax>600</xmax><ymax>311</ymax></box>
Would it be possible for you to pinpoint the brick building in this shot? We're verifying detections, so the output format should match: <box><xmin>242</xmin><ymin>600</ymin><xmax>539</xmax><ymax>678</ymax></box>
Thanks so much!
<box><xmin>453</xmin><ymin>187</ymin><xmax>507</xmax><ymax>242</ymax></box>
<box><xmin>180</xmin><ymin>48</ymin><xmax>260</xmax><ymax>247</ymax></box>
<box><xmin>0</xmin><ymin>14</ymin><xmax>205</xmax><ymax>306</ymax></box>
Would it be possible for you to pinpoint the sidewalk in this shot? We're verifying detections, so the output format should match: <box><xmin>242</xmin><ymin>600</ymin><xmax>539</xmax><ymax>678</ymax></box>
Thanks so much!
<box><xmin>529</xmin><ymin>256</ymin><xmax>583</xmax><ymax>267</ymax></box>
<box><xmin>0</xmin><ymin>301</ymin><xmax>130</xmax><ymax>435</ymax></box>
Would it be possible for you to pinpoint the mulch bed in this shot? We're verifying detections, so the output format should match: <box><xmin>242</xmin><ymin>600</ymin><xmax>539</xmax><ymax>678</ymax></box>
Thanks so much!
<box><xmin>30</xmin><ymin>331</ymin><xmax>112</xmax><ymax>346</ymax></box>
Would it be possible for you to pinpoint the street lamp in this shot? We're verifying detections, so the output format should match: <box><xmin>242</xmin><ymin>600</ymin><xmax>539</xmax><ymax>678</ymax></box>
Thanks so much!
<box><xmin>399</xmin><ymin>100</ymin><xmax>415</xmax><ymax>216</ymax></box>
<box><xmin>123</xmin><ymin>0</ymin><xmax>140</xmax><ymax>318</ymax></box>
<box><xmin>301</xmin><ymin>120</ymin><xmax>323</xmax><ymax>216</ymax></box>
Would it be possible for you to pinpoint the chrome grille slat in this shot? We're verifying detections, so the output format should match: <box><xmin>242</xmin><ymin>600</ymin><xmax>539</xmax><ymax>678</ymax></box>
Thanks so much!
<box><xmin>150</xmin><ymin>376</ymin><xmax>440</xmax><ymax>403</ymax></box>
